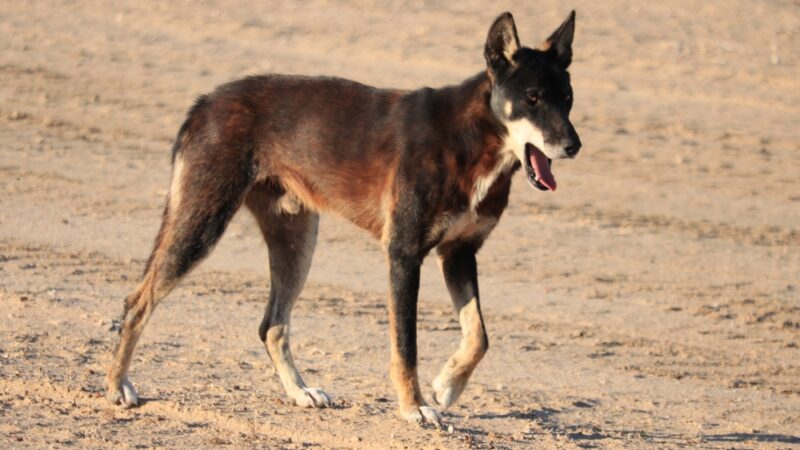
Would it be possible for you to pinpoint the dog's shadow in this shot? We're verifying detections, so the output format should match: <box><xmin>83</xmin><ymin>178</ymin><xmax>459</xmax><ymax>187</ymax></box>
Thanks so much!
<box><xmin>456</xmin><ymin>407</ymin><xmax>800</xmax><ymax>446</ymax></box>
<box><xmin>703</xmin><ymin>433</ymin><xmax>800</xmax><ymax>444</ymax></box>
<box><xmin>472</xmin><ymin>406</ymin><xmax>560</xmax><ymax>422</ymax></box>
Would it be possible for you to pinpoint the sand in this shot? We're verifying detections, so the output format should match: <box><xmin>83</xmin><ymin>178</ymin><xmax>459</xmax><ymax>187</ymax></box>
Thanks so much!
<box><xmin>1</xmin><ymin>0</ymin><xmax>799</xmax><ymax>448</ymax></box>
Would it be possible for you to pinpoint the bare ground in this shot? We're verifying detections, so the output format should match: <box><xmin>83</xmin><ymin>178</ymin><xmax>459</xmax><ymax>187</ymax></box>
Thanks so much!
<box><xmin>1</xmin><ymin>1</ymin><xmax>799</xmax><ymax>448</ymax></box>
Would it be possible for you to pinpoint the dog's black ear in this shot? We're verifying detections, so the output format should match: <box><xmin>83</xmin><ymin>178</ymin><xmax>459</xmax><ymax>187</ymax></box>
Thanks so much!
<box><xmin>542</xmin><ymin>10</ymin><xmax>576</xmax><ymax>69</ymax></box>
<box><xmin>484</xmin><ymin>12</ymin><xmax>520</xmax><ymax>79</ymax></box>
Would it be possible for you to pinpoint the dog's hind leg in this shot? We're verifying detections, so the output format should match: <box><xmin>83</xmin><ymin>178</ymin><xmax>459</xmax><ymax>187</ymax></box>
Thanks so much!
<box><xmin>245</xmin><ymin>188</ymin><xmax>329</xmax><ymax>407</ymax></box>
<box><xmin>106</xmin><ymin>143</ymin><xmax>253</xmax><ymax>407</ymax></box>
<box><xmin>431</xmin><ymin>242</ymin><xmax>488</xmax><ymax>410</ymax></box>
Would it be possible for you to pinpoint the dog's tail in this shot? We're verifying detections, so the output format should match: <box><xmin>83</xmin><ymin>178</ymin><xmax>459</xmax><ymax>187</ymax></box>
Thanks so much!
<box><xmin>170</xmin><ymin>95</ymin><xmax>210</xmax><ymax>163</ymax></box>
<box><xmin>140</xmin><ymin>95</ymin><xmax>208</xmax><ymax>276</ymax></box>
<box><xmin>142</xmin><ymin>93</ymin><xmax>254</xmax><ymax>278</ymax></box>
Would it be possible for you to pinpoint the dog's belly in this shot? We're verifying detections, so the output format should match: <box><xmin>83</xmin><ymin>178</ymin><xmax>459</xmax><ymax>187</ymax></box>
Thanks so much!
<box><xmin>272</xmin><ymin>166</ymin><xmax>387</xmax><ymax>239</ymax></box>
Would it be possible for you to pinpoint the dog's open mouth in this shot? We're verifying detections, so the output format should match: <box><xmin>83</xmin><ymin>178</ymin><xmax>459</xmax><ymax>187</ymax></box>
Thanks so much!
<box><xmin>524</xmin><ymin>144</ymin><xmax>556</xmax><ymax>191</ymax></box>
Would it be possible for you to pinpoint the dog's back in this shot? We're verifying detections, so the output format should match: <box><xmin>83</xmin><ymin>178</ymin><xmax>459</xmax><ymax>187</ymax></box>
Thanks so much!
<box><xmin>175</xmin><ymin>73</ymin><xmax>508</xmax><ymax>238</ymax></box>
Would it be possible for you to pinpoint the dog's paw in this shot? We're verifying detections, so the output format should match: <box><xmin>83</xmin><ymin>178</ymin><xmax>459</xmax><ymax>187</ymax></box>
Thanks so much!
<box><xmin>402</xmin><ymin>405</ymin><xmax>442</xmax><ymax>428</ymax></box>
<box><xmin>431</xmin><ymin>375</ymin><xmax>465</xmax><ymax>410</ymax></box>
<box><xmin>106</xmin><ymin>376</ymin><xmax>139</xmax><ymax>408</ymax></box>
<box><xmin>293</xmin><ymin>387</ymin><xmax>332</xmax><ymax>408</ymax></box>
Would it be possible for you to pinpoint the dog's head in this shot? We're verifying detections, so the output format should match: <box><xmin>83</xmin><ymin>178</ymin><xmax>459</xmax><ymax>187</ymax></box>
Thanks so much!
<box><xmin>486</xmin><ymin>11</ymin><xmax>581</xmax><ymax>192</ymax></box>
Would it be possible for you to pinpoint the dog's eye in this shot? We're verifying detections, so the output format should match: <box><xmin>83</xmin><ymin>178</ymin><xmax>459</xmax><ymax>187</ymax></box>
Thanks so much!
<box><xmin>565</xmin><ymin>93</ymin><xmax>572</xmax><ymax>103</ymax></box>
<box><xmin>526</xmin><ymin>93</ymin><xmax>539</xmax><ymax>106</ymax></box>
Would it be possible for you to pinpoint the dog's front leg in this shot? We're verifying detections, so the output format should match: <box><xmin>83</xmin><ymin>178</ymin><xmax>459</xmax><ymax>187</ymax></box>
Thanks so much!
<box><xmin>432</xmin><ymin>243</ymin><xmax>488</xmax><ymax>409</ymax></box>
<box><xmin>387</xmin><ymin>252</ymin><xmax>442</xmax><ymax>427</ymax></box>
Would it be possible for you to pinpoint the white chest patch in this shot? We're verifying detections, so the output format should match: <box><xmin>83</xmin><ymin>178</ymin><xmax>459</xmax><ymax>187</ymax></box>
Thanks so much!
<box><xmin>470</xmin><ymin>150</ymin><xmax>517</xmax><ymax>210</ymax></box>
<box><xmin>439</xmin><ymin>212</ymin><xmax>498</xmax><ymax>245</ymax></box>
<box><xmin>470</xmin><ymin>117</ymin><xmax>551</xmax><ymax>210</ymax></box>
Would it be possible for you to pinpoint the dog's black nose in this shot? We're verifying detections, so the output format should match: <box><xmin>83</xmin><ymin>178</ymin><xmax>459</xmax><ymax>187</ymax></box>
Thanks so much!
<box><xmin>564</xmin><ymin>141</ymin><xmax>581</xmax><ymax>157</ymax></box>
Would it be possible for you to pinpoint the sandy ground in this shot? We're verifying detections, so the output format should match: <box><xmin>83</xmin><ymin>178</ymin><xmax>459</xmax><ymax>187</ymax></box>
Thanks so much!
<box><xmin>1</xmin><ymin>1</ymin><xmax>799</xmax><ymax>448</ymax></box>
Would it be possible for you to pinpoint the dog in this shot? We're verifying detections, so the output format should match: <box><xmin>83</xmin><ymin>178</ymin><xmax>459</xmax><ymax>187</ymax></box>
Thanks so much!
<box><xmin>106</xmin><ymin>11</ymin><xmax>580</xmax><ymax>427</ymax></box>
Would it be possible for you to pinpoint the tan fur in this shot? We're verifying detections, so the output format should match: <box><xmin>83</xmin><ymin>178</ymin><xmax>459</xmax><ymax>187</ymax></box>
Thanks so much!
<box><xmin>106</xmin><ymin>258</ymin><xmax>174</xmax><ymax>406</ymax></box>
<box><xmin>277</xmin><ymin>170</ymin><xmax>326</xmax><ymax>213</ymax></box>
<box><xmin>390</xmin><ymin>348</ymin><xmax>424</xmax><ymax>414</ymax></box>
<box><xmin>270</xmin><ymin>193</ymin><xmax>302</xmax><ymax>215</ymax></box>
<box><xmin>431</xmin><ymin>296</ymin><xmax>487</xmax><ymax>409</ymax></box>
<box><xmin>380</xmin><ymin>191</ymin><xmax>396</xmax><ymax>251</ymax></box>
<box><xmin>168</xmin><ymin>155</ymin><xmax>185</xmax><ymax>213</ymax></box>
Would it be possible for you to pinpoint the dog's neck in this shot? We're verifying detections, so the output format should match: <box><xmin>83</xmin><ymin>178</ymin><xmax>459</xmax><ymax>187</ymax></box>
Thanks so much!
<box><xmin>451</xmin><ymin>72</ymin><xmax>500</xmax><ymax>131</ymax></box>
<box><xmin>447</xmin><ymin>72</ymin><xmax>518</xmax><ymax>211</ymax></box>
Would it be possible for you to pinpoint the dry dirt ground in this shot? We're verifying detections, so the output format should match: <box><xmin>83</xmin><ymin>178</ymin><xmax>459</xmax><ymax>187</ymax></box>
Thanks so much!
<box><xmin>1</xmin><ymin>1</ymin><xmax>799</xmax><ymax>448</ymax></box>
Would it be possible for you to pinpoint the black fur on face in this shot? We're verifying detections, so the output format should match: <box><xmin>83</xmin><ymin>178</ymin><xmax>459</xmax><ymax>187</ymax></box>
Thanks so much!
<box><xmin>485</xmin><ymin>11</ymin><xmax>581</xmax><ymax>160</ymax></box>
<box><xmin>501</xmin><ymin>48</ymin><xmax>578</xmax><ymax>149</ymax></box>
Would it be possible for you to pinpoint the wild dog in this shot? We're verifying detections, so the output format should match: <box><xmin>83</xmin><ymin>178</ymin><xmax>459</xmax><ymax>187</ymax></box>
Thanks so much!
<box><xmin>106</xmin><ymin>11</ymin><xmax>581</xmax><ymax>427</ymax></box>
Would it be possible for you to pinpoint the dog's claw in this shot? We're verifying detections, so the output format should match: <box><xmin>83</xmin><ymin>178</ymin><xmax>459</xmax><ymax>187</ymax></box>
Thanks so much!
<box><xmin>107</xmin><ymin>376</ymin><xmax>139</xmax><ymax>408</ymax></box>
<box><xmin>295</xmin><ymin>387</ymin><xmax>332</xmax><ymax>408</ymax></box>
<box><xmin>403</xmin><ymin>405</ymin><xmax>442</xmax><ymax>428</ymax></box>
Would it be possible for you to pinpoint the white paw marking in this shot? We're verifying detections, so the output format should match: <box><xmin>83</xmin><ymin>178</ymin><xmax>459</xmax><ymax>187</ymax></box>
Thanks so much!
<box><xmin>294</xmin><ymin>387</ymin><xmax>331</xmax><ymax>408</ymax></box>
<box><xmin>108</xmin><ymin>376</ymin><xmax>139</xmax><ymax>408</ymax></box>
<box><xmin>432</xmin><ymin>376</ymin><xmax>462</xmax><ymax>410</ymax></box>
<box><xmin>403</xmin><ymin>405</ymin><xmax>442</xmax><ymax>428</ymax></box>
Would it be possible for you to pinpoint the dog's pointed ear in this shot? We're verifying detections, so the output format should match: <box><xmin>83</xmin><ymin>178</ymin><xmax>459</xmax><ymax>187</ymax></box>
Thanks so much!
<box><xmin>541</xmin><ymin>10</ymin><xmax>576</xmax><ymax>69</ymax></box>
<box><xmin>485</xmin><ymin>12</ymin><xmax>520</xmax><ymax>79</ymax></box>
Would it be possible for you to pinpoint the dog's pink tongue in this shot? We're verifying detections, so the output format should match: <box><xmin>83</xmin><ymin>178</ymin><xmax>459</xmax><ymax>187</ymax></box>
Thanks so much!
<box><xmin>529</xmin><ymin>147</ymin><xmax>556</xmax><ymax>191</ymax></box>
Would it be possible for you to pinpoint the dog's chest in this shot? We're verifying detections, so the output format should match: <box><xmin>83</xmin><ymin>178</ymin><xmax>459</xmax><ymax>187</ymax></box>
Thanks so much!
<box><xmin>469</xmin><ymin>150</ymin><xmax>517</xmax><ymax>210</ymax></box>
<box><xmin>435</xmin><ymin>212</ymin><xmax>498</xmax><ymax>245</ymax></box>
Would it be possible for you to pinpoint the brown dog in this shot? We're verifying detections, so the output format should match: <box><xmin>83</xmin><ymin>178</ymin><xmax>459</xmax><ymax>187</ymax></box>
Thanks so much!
<box><xmin>106</xmin><ymin>11</ymin><xmax>580</xmax><ymax>427</ymax></box>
